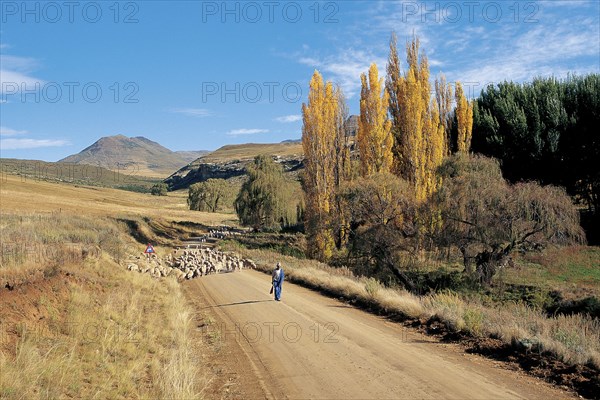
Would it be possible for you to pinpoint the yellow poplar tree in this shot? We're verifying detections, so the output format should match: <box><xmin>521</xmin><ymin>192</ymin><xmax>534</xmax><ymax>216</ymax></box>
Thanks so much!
<box><xmin>302</xmin><ymin>70</ymin><xmax>345</xmax><ymax>261</ymax></box>
<box><xmin>435</xmin><ymin>74</ymin><xmax>453</xmax><ymax>154</ymax></box>
<box><xmin>358</xmin><ymin>63</ymin><xmax>394</xmax><ymax>176</ymax></box>
<box><xmin>333</xmin><ymin>86</ymin><xmax>351</xmax><ymax>247</ymax></box>
<box><xmin>455</xmin><ymin>82</ymin><xmax>474</xmax><ymax>153</ymax></box>
<box><xmin>386</xmin><ymin>32</ymin><xmax>403</xmax><ymax>175</ymax></box>
<box><xmin>387</xmin><ymin>35</ymin><xmax>446</xmax><ymax>202</ymax></box>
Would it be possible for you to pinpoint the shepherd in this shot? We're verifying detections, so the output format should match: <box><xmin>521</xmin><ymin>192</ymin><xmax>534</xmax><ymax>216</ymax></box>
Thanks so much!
<box><xmin>271</xmin><ymin>262</ymin><xmax>284</xmax><ymax>301</ymax></box>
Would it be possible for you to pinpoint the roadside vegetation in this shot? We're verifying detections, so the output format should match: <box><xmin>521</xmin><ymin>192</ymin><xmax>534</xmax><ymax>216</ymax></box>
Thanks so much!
<box><xmin>223</xmin><ymin>242</ymin><xmax>600</xmax><ymax>370</ymax></box>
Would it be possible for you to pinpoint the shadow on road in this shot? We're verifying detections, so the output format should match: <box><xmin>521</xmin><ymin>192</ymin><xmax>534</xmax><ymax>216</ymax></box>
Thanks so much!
<box><xmin>201</xmin><ymin>300</ymin><xmax>273</xmax><ymax>309</ymax></box>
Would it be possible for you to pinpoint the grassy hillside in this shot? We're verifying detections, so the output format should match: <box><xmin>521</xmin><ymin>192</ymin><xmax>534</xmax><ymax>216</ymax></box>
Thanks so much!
<box><xmin>0</xmin><ymin>173</ymin><xmax>234</xmax><ymax>224</ymax></box>
<box><xmin>0</xmin><ymin>158</ymin><xmax>160</xmax><ymax>192</ymax></box>
<box><xmin>195</xmin><ymin>142</ymin><xmax>303</xmax><ymax>164</ymax></box>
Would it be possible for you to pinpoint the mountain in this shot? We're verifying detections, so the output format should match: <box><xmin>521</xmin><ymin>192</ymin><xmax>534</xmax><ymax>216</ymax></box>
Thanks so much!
<box><xmin>175</xmin><ymin>150</ymin><xmax>211</xmax><ymax>163</ymax></box>
<box><xmin>60</xmin><ymin>135</ymin><xmax>209</xmax><ymax>178</ymax></box>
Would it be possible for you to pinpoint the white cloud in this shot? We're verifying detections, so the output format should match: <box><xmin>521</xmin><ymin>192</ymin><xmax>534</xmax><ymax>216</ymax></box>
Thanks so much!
<box><xmin>289</xmin><ymin>0</ymin><xmax>598</xmax><ymax>103</ymax></box>
<box><xmin>1</xmin><ymin>55</ymin><xmax>39</xmax><ymax>71</ymax></box>
<box><xmin>0</xmin><ymin>138</ymin><xmax>70</xmax><ymax>150</ymax></box>
<box><xmin>298</xmin><ymin>49</ymin><xmax>386</xmax><ymax>98</ymax></box>
<box><xmin>0</xmin><ymin>126</ymin><xmax>70</xmax><ymax>150</ymax></box>
<box><xmin>0</xmin><ymin>126</ymin><xmax>28</xmax><ymax>136</ymax></box>
<box><xmin>226</xmin><ymin>128</ymin><xmax>269</xmax><ymax>136</ymax></box>
<box><xmin>169</xmin><ymin>108</ymin><xmax>213</xmax><ymax>117</ymax></box>
<box><xmin>0</xmin><ymin>53</ymin><xmax>45</xmax><ymax>93</ymax></box>
<box><xmin>275</xmin><ymin>114</ymin><xmax>301</xmax><ymax>123</ymax></box>
<box><xmin>454</xmin><ymin>18</ymin><xmax>600</xmax><ymax>86</ymax></box>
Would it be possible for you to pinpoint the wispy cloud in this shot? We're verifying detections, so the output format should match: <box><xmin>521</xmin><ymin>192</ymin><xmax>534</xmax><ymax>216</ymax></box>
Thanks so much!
<box><xmin>0</xmin><ymin>53</ymin><xmax>45</xmax><ymax>93</ymax></box>
<box><xmin>453</xmin><ymin>16</ymin><xmax>600</xmax><ymax>87</ymax></box>
<box><xmin>275</xmin><ymin>114</ymin><xmax>301</xmax><ymax>123</ymax></box>
<box><xmin>288</xmin><ymin>0</ymin><xmax>598</xmax><ymax>102</ymax></box>
<box><xmin>0</xmin><ymin>138</ymin><xmax>70</xmax><ymax>150</ymax></box>
<box><xmin>226</xmin><ymin>128</ymin><xmax>269</xmax><ymax>136</ymax></box>
<box><xmin>0</xmin><ymin>126</ymin><xmax>28</xmax><ymax>136</ymax></box>
<box><xmin>298</xmin><ymin>49</ymin><xmax>386</xmax><ymax>98</ymax></box>
<box><xmin>169</xmin><ymin>108</ymin><xmax>213</xmax><ymax>117</ymax></box>
<box><xmin>0</xmin><ymin>126</ymin><xmax>70</xmax><ymax>149</ymax></box>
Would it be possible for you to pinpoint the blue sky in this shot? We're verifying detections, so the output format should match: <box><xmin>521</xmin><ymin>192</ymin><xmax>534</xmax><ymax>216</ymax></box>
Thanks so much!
<box><xmin>1</xmin><ymin>0</ymin><xmax>598</xmax><ymax>161</ymax></box>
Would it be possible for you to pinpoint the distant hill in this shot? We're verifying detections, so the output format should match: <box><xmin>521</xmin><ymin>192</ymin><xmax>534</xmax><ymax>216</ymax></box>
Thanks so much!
<box><xmin>345</xmin><ymin>115</ymin><xmax>358</xmax><ymax>137</ymax></box>
<box><xmin>60</xmin><ymin>135</ymin><xmax>209</xmax><ymax>178</ymax></box>
<box><xmin>164</xmin><ymin>116</ymin><xmax>359</xmax><ymax>190</ymax></box>
<box><xmin>199</xmin><ymin>141</ymin><xmax>303</xmax><ymax>163</ymax></box>
<box><xmin>165</xmin><ymin>141</ymin><xmax>304</xmax><ymax>190</ymax></box>
<box><xmin>0</xmin><ymin>158</ymin><xmax>159</xmax><ymax>191</ymax></box>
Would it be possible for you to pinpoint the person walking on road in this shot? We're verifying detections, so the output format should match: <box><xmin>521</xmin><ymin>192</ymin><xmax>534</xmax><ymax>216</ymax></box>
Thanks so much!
<box><xmin>272</xmin><ymin>262</ymin><xmax>284</xmax><ymax>301</ymax></box>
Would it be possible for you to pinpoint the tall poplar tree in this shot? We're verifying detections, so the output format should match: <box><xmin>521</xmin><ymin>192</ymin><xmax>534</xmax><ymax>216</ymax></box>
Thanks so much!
<box><xmin>387</xmin><ymin>34</ymin><xmax>446</xmax><ymax>202</ymax></box>
<box><xmin>435</xmin><ymin>74</ymin><xmax>454</xmax><ymax>153</ymax></box>
<box><xmin>358</xmin><ymin>63</ymin><xmax>394</xmax><ymax>176</ymax></box>
<box><xmin>301</xmin><ymin>70</ymin><xmax>346</xmax><ymax>260</ymax></box>
<box><xmin>455</xmin><ymin>82</ymin><xmax>474</xmax><ymax>153</ymax></box>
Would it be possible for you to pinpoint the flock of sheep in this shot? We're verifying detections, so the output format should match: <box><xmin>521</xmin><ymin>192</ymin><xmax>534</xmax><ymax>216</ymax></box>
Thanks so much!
<box><xmin>126</xmin><ymin>246</ymin><xmax>256</xmax><ymax>281</ymax></box>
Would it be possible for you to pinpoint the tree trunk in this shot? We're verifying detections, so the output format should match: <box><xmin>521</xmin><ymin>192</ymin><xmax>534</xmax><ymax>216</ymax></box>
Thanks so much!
<box><xmin>387</xmin><ymin>263</ymin><xmax>417</xmax><ymax>293</ymax></box>
<box><xmin>475</xmin><ymin>249</ymin><xmax>510</xmax><ymax>286</ymax></box>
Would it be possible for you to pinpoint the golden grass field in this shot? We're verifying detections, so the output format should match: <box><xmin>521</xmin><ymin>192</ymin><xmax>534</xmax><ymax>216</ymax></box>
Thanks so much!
<box><xmin>0</xmin><ymin>174</ymin><xmax>231</xmax><ymax>399</ymax></box>
<box><xmin>0</xmin><ymin>174</ymin><xmax>235</xmax><ymax>224</ymax></box>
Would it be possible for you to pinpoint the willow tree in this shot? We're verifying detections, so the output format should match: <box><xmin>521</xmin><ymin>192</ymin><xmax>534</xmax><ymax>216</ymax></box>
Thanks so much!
<box><xmin>188</xmin><ymin>179</ymin><xmax>229</xmax><ymax>212</ymax></box>
<box><xmin>301</xmin><ymin>70</ymin><xmax>348</xmax><ymax>260</ymax></box>
<box><xmin>234</xmin><ymin>155</ymin><xmax>296</xmax><ymax>231</ymax></box>
<box><xmin>386</xmin><ymin>34</ymin><xmax>446</xmax><ymax>202</ymax></box>
<box><xmin>455</xmin><ymin>82</ymin><xmax>474</xmax><ymax>153</ymax></box>
<box><xmin>358</xmin><ymin>63</ymin><xmax>394</xmax><ymax>176</ymax></box>
<box><xmin>434</xmin><ymin>154</ymin><xmax>584</xmax><ymax>285</ymax></box>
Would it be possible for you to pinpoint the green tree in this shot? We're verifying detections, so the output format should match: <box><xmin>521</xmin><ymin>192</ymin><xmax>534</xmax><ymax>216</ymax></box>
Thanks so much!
<box><xmin>150</xmin><ymin>183</ymin><xmax>168</xmax><ymax>196</ymax></box>
<box><xmin>235</xmin><ymin>155</ymin><xmax>297</xmax><ymax>231</ymax></box>
<box><xmin>188</xmin><ymin>179</ymin><xmax>229</xmax><ymax>212</ymax></box>
<box><xmin>472</xmin><ymin>75</ymin><xmax>599</xmax><ymax>211</ymax></box>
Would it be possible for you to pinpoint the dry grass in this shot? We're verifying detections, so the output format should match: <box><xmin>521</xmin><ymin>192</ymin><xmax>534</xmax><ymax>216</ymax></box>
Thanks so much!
<box><xmin>0</xmin><ymin>176</ymin><xmax>216</xmax><ymax>398</ymax></box>
<box><xmin>227</xmin><ymin>245</ymin><xmax>600</xmax><ymax>369</ymax></box>
<box><xmin>0</xmin><ymin>212</ymin><xmax>205</xmax><ymax>399</ymax></box>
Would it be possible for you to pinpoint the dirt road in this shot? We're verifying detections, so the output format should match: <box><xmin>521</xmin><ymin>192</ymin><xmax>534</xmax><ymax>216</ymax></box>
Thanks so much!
<box><xmin>184</xmin><ymin>270</ymin><xmax>574</xmax><ymax>399</ymax></box>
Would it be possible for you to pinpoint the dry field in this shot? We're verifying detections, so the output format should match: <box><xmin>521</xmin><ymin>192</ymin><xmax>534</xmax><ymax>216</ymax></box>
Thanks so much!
<box><xmin>1</xmin><ymin>172</ymin><xmax>598</xmax><ymax>398</ymax></box>
<box><xmin>0</xmin><ymin>175</ymin><xmax>231</xmax><ymax>399</ymax></box>
<box><xmin>0</xmin><ymin>174</ymin><xmax>235</xmax><ymax>224</ymax></box>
